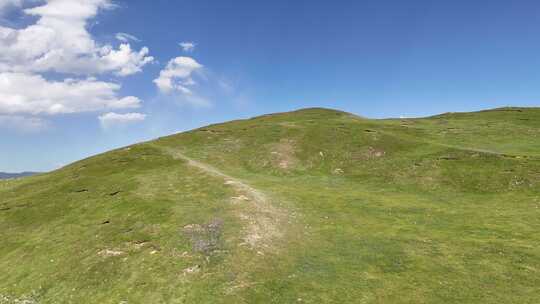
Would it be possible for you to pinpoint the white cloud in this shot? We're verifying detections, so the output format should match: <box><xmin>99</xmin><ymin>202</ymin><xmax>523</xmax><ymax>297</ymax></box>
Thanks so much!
<box><xmin>153</xmin><ymin>56</ymin><xmax>202</xmax><ymax>93</ymax></box>
<box><xmin>0</xmin><ymin>0</ymin><xmax>151</xmax><ymax>130</ymax></box>
<box><xmin>0</xmin><ymin>114</ymin><xmax>48</xmax><ymax>132</ymax></box>
<box><xmin>179</xmin><ymin>41</ymin><xmax>196</xmax><ymax>52</ymax></box>
<box><xmin>115</xmin><ymin>32</ymin><xmax>140</xmax><ymax>43</ymax></box>
<box><xmin>0</xmin><ymin>72</ymin><xmax>141</xmax><ymax>115</ymax></box>
<box><xmin>0</xmin><ymin>0</ymin><xmax>154</xmax><ymax>76</ymax></box>
<box><xmin>98</xmin><ymin>112</ymin><xmax>146</xmax><ymax>128</ymax></box>
<box><xmin>152</xmin><ymin>55</ymin><xmax>242</xmax><ymax>108</ymax></box>
<box><xmin>100</xmin><ymin>44</ymin><xmax>153</xmax><ymax>76</ymax></box>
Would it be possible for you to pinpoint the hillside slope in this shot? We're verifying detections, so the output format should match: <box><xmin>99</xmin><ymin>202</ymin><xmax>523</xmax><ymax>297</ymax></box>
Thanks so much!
<box><xmin>1</xmin><ymin>107</ymin><xmax>539</xmax><ymax>303</ymax></box>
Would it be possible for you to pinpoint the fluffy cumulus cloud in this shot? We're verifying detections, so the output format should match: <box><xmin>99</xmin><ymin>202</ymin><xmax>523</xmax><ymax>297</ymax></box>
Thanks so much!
<box><xmin>154</xmin><ymin>56</ymin><xmax>202</xmax><ymax>94</ymax></box>
<box><xmin>98</xmin><ymin>112</ymin><xmax>146</xmax><ymax>128</ymax></box>
<box><xmin>0</xmin><ymin>0</ymin><xmax>154</xmax><ymax>75</ymax></box>
<box><xmin>0</xmin><ymin>72</ymin><xmax>141</xmax><ymax>115</ymax></box>
<box><xmin>100</xmin><ymin>43</ymin><xmax>153</xmax><ymax>76</ymax></box>
<box><xmin>179</xmin><ymin>41</ymin><xmax>196</xmax><ymax>52</ymax></box>
<box><xmin>0</xmin><ymin>0</ymin><xmax>152</xmax><ymax>131</ymax></box>
<box><xmin>153</xmin><ymin>56</ymin><xmax>212</xmax><ymax>107</ymax></box>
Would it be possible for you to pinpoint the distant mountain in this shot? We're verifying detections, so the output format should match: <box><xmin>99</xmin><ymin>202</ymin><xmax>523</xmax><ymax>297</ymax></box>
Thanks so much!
<box><xmin>0</xmin><ymin>172</ymin><xmax>39</xmax><ymax>179</ymax></box>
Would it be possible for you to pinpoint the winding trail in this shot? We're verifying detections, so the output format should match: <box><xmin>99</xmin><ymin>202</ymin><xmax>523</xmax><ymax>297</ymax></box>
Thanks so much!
<box><xmin>156</xmin><ymin>145</ymin><xmax>286</xmax><ymax>250</ymax></box>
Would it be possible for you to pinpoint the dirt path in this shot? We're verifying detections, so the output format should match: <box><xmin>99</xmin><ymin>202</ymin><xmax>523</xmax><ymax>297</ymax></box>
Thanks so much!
<box><xmin>156</xmin><ymin>145</ymin><xmax>286</xmax><ymax>250</ymax></box>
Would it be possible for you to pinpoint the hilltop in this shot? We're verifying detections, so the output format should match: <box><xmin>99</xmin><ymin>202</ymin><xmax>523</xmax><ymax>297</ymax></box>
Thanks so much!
<box><xmin>1</xmin><ymin>107</ymin><xmax>539</xmax><ymax>303</ymax></box>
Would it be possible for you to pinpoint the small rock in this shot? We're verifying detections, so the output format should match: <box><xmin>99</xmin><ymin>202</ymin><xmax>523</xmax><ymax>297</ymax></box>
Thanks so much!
<box><xmin>98</xmin><ymin>249</ymin><xmax>125</xmax><ymax>257</ymax></box>
<box><xmin>231</xmin><ymin>195</ymin><xmax>250</xmax><ymax>201</ymax></box>
<box><xmin>183</xmin><ymin>224</ymin><xmax>198</xmax><ymax>229</ymax></box>
<box><xmin>333</xmin><ymin>168</ymin><xmax>344</xmax><ymax>174</ymax></box>
<box><xmin>183</xmin><ymin>265</ymin><xmax>201</xmax><ymax>274</ymax></box>
<box><xmin>132</xmin><ymin>240</ymin><xmax>149</xmax><ymax>249</ymax></box>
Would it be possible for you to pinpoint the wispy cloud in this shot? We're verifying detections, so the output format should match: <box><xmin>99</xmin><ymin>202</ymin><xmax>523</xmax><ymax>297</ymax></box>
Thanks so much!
<box><xmin>116</xmin><ymin>32</ymin><xmax>141</xmax><ymax>43</ymax></box>
<box><xmin>0</xmin><ymin>114</ymin><xmax>49</xmax><ymax>133</ymax></box>
<box><xmin>179</xmin><ymin>41</ymin><xmax>196</xmax><ymax>52</ymax></box>
<box><xmin>98</xmin><ymin>112</ymin><xmax>146</xmax><ymax>129</ymax></box>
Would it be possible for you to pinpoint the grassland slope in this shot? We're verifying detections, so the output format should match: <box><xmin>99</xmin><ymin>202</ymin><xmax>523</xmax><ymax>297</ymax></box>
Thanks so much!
<box><xmin>1</xmin><ymin>107</ymin><xmax>539</xmax><ymax>303</ymax></box>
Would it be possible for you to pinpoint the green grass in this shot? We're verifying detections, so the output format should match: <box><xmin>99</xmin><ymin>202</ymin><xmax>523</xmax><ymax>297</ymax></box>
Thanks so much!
<box><xmin>1</xmin><ymin>107</ymin><xmax>539</xmax><ymax>303</ymax></box>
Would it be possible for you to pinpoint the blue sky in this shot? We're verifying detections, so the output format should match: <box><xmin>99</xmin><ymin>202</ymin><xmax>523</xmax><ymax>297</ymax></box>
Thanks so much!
<box><xmin>0</xmin><ymin>0</ymin><xmax>539</xmax><ymax>172</ymax></box>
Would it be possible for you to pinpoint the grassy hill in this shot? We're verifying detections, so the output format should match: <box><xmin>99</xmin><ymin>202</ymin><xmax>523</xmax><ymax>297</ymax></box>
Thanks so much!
<box><xmin>1</xmin><ymin>107</ymin><xmax>539</xmax><ymax>303</ymax></box>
